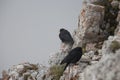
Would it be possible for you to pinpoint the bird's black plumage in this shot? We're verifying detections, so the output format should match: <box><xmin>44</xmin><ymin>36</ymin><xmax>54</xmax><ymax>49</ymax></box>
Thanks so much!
<box><xmin>60</xmin><ymin>47</ymin><xmax>83</xmax><ymax>70</ymax></box>
<box><xmin>59</xmin><ymin>28</ymin><xmax>74</xmax><ymax>45</ymax></box>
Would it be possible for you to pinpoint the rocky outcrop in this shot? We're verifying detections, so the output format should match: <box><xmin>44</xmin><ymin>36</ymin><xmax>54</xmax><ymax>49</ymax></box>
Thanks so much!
<box><xmin>1</xmin><ymin>0</ymin><xmax>120</xmax><ymax>80</ymax></box>
<box><xmin>83</xmin><ymin>1</ymin><xmax>120</xmax><ymax>80</ymax></box>
<box><xmin>60</xmin><ymin>0</ymin><xmax>120</xmax><ymax>80</ymax></box>
<box><xmin>115</xmin><ymin>5</ymin><xmax>120</xmax><ymax>36</ymax></box>
<box><xmin>49</xmin><ymin>51</ymin><xmax>68</xmax><ymax>66</ymax></box>
<box><xmin>84</xmin><ymin>36</ymin><xmax>120</xmax><ymax>80</ymax></box>
<box><xmin>1</xmin><ymin>63</ymin><xmax>41</xmax><ymax>80</ymax></box>
<box><xmin>73</xmin><ymin>3</ymin><xmax>105</xmax><ymax>50</ymax></box>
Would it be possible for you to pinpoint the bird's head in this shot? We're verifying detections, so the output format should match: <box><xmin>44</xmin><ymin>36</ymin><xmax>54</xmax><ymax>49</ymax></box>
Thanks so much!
<box><xmin>60</xmin><ymin>28</ymin><xmax>66</xmax><ymax>32</ymax></box>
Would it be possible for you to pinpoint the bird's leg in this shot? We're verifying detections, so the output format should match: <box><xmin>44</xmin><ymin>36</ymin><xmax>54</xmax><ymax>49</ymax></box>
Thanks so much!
<box><xmin>71</xmin><ymin>64</ymin><xmax>74</xmax><ymax>79</ymax></box>
<box><xmin>68</xmin><ymin>66</ymin><xmax>71</xmax><ymax>80</ymax></box>
<box><xmin>64</xmin><ymin>67</ymin><xmax>70</xmax><ymax>80</ymax></box>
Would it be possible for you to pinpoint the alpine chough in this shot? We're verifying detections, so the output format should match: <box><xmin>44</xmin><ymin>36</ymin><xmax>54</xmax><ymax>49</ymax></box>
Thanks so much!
<box><xmin>59</xmin><ymin>28</ymin><xmax>74</xmax><ymax>45</ymax></box>
<box><xmin>60</xmin><ymin>47</ymin><xmax>83</xmax><ymax>70</ymax></box>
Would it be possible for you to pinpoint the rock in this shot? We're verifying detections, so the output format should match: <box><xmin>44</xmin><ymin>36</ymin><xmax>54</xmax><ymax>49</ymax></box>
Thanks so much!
<box><xmin>115</xmin><ymin>2</ymin><xmax>120</xmax><ymax>36</ymax></box>
<box><xmin>84</xmin><ymin>51</ymin><xmax>94</xmax><ymax>59</ymax></box>
<box><xmin>2</xmin><ymin>70</ymin><xmax>9</xmax><ymax>80</ymax></box>
<box><xmin>84</xmin><ymin>49</ymin><xmax>120</xmax><ymax>80</ymax></box>
<box><xmin>92</xmin><ymin>55</ymin><xmax>101</xmax><ymax>61</ymax></box>
<box><xmin>1</xmin><ymin>1</ymin><xmax>120</xmax><ymax>80</ymax></box>
<box><xmin>36</xmin><ymin>65</ymin><xmax>49</xmax><ymax>80</ymax></box>
<box><xmin>47</xmin><ymin>3</ymin><xmax>108</xmax><ymax>79</ymax></box>
<box><xmin>59</xmin><ymin>52</ymin><xmax>92</xmax><ymax>80</ymax></box>
<box><xmin>73</xmin><ymin>3</ymin><xmax>105</xmax><ymax>49</ymax></box>
<box><xmin>49</xmin><ymin>51</ymin><xmax>68</xmax><ymax>66</ymax></box>
<box><xmin>111</xmin><ymin>0</ymin><xmax>119</xmax><ymax>8</ymax></box>
<box><xmin>90</xmin><ymin>61</ymin><xmax>99</xmax><ymax>65</ymax></box>
<box><xmin>60</xmin><ymin>65</ymin><xmax>82</xmax><ymax>80</ymax></box>
<box><xmin>80</xmin><ymin>55</ymin><xmax>91</xmax><ymax>62</ymax></box>
<box><xmin>6</xmin><ymin>63</ymin><xmax>39</xmax><ymax>80</ymax></box>
<box><xmin>60</xmin><ymin>42</ymin><xmax>73</xmax><ymax>53</ymax></box>
<box><xmin>102</xmin><ymin>36</ymin><xmax>120</xmax><ymax>55</ymax></box>
<box><xmin>84</xmin><ymin>35</ymin><xmax>120</xmax><ymax>80</ymax></box>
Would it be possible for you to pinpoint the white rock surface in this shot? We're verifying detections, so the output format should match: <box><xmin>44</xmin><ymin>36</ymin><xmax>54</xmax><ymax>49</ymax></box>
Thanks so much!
<box><xmin>73</xmin><ymin>3</ymin><xmax>105</xmax><ymax>48</ymax></box>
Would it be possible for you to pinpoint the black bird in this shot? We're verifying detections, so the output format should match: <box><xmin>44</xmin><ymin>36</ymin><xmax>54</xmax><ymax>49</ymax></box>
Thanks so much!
<box><xmin>59</xmin><ymin>28</ymin><xmax>74</xmax><ymax>52</ymax></box>
<box><xmin>59</xmin><ymin>28</ymin><xmax>74</xmax><ymax>45</ymax></box>
<box><xmin>60</xmin><ymin>47</ymin><xmax>83</xmax><ymax>71</ymax></box>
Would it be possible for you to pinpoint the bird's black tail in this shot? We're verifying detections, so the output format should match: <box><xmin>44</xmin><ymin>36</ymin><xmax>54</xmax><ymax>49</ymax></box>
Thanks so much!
<box><xmin>60</xmin><ymin>63</ymin><xmax>69</xmax><ymax>71</ymax></box>
<box><xmin>63</xmin><ymin>63</ymin><xmax>69</xmax><ymax>71</ymax></box>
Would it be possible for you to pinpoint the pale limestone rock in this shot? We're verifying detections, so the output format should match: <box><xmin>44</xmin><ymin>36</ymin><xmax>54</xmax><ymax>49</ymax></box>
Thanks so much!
<box><xmin>2</xmin><ymin>70</ymin><xmax>9</xmax><ymax>80</ymax></box>
<box><xmin>73</xmin><ymin>3</ymin><xmax>105</xmax><ymax>48</ymax></box>
<box><xmin>60</xmin><ymin>65</ymin><xmax>84</xmax><ymax>80</ymax></box>
<box><xmin>6</xmin><ymin>63</ymin><xmax>39</xmax><ymax>80</ymax></box>
<box><xmin>72</xmin><ymin>4</ymin><xmax>106</xmax><ymax>71</ymax></box>
<box><xmin>84</xmin><ymin>35</ymin><xmax>120</xmax><ymax>80</ymax></box>
<box><xmin>111</xmin><ymin>0</ymin><xmax>119</xmax><ymax>8</ymax></box>
<box><xmin>92</xmin><ymin>55</ymin><xmax>101</xmax><ymax>61</ymax></box>
<box><xmin>59</xmin><ymin>52</ymin><xmax>93</xmax><ymax>80</ymax></box>
<box><xmin>84</xmin><ymin>50</ymin><xmax>120</xmax><ymax>80</ymax></box>
<box><xmin>49</xmin><ymin>51</ymin><xmax>68</xmax><ymax>66</ymax></box>
<box><xmin>84</xmin><ymin>51</ymin><xmax>94</xmax><ymax>59</ymax></box>
<box><xmin>102</xmin><ymin>36</ymin><xmax>120</xmax><ymax>55</ymax></box>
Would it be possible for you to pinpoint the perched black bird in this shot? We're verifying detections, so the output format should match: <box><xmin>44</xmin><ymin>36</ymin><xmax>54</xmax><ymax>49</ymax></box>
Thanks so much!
<box><xmin>60</xmin><ymin>47</ymin><xmax>83</xmax><ymax>71</ymax></box>
<box><xmin>59</xmin><ymin>28</ymin><xmax>74</xmax><ymax>52</ymax></box>
<box><xmin>59</xmin><ymin>28</ymin><xmax>74</xmax><ymax>45</ymax></box>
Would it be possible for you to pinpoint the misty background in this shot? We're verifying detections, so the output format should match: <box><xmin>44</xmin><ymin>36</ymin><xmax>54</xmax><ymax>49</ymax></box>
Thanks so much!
<box><xmin>0</xmin><ymin>0</ymin><xmax>83</xmax><ymax>75</ymax></box>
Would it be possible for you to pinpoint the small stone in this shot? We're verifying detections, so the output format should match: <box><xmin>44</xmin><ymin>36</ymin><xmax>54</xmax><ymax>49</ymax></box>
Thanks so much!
<box><xmin>92</xmin><ymin>55</ymin><xmax>101</xmax><ymax>61</ymax></box>
<box><xmin>90</xmin><ymin>61</ymin><xmax>99</xmax><ymax>64</ymax></box>
<box><xmin>111</xmin><ymin>0</ymin><xmax>119</xmax><ymax>8</ymax></box>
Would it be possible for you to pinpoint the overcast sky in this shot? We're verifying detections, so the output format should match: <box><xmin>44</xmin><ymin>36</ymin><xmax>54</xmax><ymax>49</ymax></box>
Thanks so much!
<box><xmin>0</xmin><ymin>0</ymin><xmax>83</xmax><ymax>75</ymax></box>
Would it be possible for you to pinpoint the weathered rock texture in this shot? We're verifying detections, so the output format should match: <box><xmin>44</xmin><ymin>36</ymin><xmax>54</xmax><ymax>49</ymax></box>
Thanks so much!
<box><xmin>115</xmin><ymin>7</ymin><xmax>120</xmax><ymax>36</ymax></box>
<box><xmin>60</xmin><ymin>0</ymin><xmax>120</xmax><ymax>80</ymax></box>
<box><xmin>49</xmin><ymin>51</ymin><xmax>68</xmax><ymax>66</ymax></box>
<box><xmin>1</xmin><ymin>63</ymin><xmax>40</xmax><ymax>80</ymax></box>
<box><xmin>83</xmin><ymin>1</ymin><xmax>120</xmax><ymax>80</ymax></box>
<box><xmin>84</xmin><ymin>36</ymin><xmax>120</xmax><ymax>80</ymax></box>
<box><xmin>1</xmin><ymin>0</ymin><xmax>120</xmax><ymax>80</ymax></box>
<box><xmin>73</xmin><ymin>3</ymin><xmax>105</xmax><ymax>48</ymax></box>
